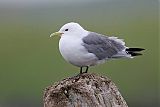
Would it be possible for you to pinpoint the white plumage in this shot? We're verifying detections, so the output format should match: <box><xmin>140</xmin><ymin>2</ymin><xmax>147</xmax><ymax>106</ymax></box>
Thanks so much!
<box><xmin>50</xmin><ymin>22</ymin><xmax>144</xmax><ymax>73</ymax></box>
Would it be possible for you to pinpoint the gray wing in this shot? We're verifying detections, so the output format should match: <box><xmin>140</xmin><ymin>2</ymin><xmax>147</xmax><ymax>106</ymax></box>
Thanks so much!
<box><xmin>82</xmin><ymin>32</ymin><xmax>126</xmax><ymax>60</ymax></box>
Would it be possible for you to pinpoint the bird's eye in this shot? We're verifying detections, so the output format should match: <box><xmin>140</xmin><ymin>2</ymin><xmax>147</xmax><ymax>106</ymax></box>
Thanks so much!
<box><xmin>65</xmin><ymin>29</ymin><xmax>68</xmax><ymax>31</ymax></box>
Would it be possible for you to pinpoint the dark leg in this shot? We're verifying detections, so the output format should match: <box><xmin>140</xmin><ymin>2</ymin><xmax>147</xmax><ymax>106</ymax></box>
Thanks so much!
<box><xmin>85</xmin><ymin>66</ymin><xmax>89</xmax><ymax>73</ymax></box>
<box><xmin>80</xmin><ymin>67</ymin><xmax>83</xmax><ymax>74</ymax></box>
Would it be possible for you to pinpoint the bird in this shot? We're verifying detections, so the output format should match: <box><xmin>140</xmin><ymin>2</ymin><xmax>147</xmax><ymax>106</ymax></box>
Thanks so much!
<box><xmin>50</xmin><ymin>22</ymin><xmax>144</xmax><ymax>74</ymax></box>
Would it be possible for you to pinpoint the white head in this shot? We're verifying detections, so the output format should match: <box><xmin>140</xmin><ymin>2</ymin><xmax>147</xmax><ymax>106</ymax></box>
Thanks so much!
<box><xmin>50</xmin><ymin>22</ymin><xmax>88</xmax><ymax>38</ymax></box>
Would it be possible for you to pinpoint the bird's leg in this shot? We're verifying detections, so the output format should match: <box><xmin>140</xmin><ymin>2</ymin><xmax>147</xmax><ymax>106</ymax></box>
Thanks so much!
<box><xmin>80</xmin><ymin>67</ymin><xmax>83</xmax><ymax>74</ymax></box>
<box><xmin>84</xmin><ymin>66</ymin><xmax>89</xmax><ymax>73</ymax></box>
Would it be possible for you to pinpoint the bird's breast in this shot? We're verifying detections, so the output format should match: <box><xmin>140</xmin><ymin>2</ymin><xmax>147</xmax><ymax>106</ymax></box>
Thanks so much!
<box><xmin>59</xmin><ymin>36</ymin><xmax>97</xmax><ymax>67</ymax></box>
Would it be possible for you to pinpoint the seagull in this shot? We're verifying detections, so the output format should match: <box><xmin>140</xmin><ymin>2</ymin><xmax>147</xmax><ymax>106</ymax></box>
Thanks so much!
<box><xmin>50</xmin><ymin>22</ymin><xmax>144</xmax><ymax>74</ymax></box>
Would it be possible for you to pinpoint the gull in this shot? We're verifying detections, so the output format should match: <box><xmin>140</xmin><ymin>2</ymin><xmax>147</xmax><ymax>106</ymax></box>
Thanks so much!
<box><xmin>50</xmin><ymin>22</ymin><xmax>144</xmax><ymax>74</ymax></box>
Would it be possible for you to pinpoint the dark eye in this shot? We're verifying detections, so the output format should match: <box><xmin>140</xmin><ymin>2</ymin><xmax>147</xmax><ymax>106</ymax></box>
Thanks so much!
<box><xmin>65</xmin><ymin>29</ymin><xmax>68</xmax><ymax>31</ymax></box>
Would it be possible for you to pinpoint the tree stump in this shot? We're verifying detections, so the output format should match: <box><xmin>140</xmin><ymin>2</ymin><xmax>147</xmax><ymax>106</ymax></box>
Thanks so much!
<box><xmin>43</xmin><ymin>73</ymin><xmax>128</xmax><ymax>107</ymax></box>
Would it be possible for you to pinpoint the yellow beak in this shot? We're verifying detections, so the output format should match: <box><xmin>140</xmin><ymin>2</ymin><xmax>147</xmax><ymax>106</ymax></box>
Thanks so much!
<box><xmin>50</xmin><ymin>32</ymin><xmax>63</xmax><ymax>37</ymax></box>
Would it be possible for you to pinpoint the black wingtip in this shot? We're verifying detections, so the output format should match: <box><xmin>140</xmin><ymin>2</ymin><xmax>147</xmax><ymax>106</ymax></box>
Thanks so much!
<box><xmin>126</xmin><ymin>47</ymin><xmax>145</xmax><ymax>57</ymax></box>
<box><xmin>126</xmin><ymin>48</ymin><xmax>145</xmax><ymax>52</ymax></box>
<box><xmin>128</xmin><ymin>52</ymin><xmax>143</xmax><ymax>56</ymax></box>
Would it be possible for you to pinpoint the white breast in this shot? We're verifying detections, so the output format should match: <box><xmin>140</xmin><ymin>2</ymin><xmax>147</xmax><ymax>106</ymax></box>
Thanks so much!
<box><xmin>59</xmin><ymin>36</ymin><xmax>97</xmax><ymax>67</ymax></box>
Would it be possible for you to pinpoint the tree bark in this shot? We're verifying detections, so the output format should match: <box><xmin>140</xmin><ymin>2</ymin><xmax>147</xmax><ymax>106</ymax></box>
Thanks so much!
<box><xmin>43</xmin><ymin>73</ymin><xmax>128</xmax><ymax>107</ymax></box>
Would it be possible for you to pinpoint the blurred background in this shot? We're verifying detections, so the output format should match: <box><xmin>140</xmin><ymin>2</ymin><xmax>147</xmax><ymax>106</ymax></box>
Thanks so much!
<box><xmin>0</xmin><ymin>0</ymin><xmax>159</xmax><ymax>107</ymax></box>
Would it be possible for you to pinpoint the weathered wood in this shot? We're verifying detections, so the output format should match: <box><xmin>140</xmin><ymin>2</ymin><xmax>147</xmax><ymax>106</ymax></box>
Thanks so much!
<box><xmin>43</xmin><ymin>73</ymin><xmax>128</xmax><ymax>107</ymax></box>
